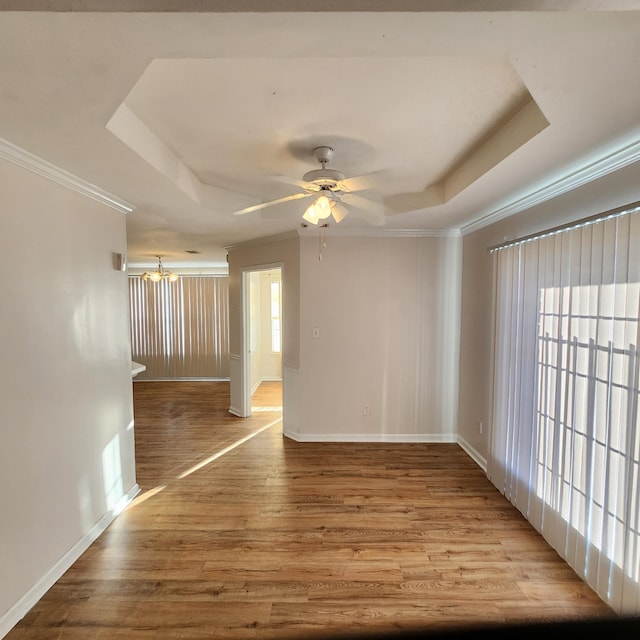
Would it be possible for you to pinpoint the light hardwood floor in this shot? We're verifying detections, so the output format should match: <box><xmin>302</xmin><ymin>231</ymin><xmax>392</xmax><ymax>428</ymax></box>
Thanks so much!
<box><xmin>7</xmin><ymin>381</ymin><xmax>616</xmax><ymax>639</ymax></box>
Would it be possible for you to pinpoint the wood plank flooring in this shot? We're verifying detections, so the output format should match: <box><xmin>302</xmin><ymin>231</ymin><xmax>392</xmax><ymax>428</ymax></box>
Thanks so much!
<box><xmin>6</xmin><ymin>381</ymin><xmax>616</xmax><ymax>639</ymax></box>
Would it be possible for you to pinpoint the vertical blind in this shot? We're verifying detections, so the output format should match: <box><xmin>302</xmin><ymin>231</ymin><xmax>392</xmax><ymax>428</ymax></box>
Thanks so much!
<box><xmin>489</xmin><ymin>207</ymin><xmax>640</xmax><ymax>614</ymax></box>
<box><xmin>129</xmin><ymin>275</ymin><xmax>229</xmax><ymax>379</ymax></box>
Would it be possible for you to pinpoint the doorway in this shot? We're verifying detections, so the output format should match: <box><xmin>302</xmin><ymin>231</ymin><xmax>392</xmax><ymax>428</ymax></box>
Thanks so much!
<box><xmin>241</xmin><ymin>265</ymin><xmax>283</xmax><ymax>418</ymax></box>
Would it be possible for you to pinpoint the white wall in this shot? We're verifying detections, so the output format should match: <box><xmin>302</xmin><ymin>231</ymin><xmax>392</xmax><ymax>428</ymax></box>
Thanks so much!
<box><xmin>249</xmin><ymin>270</ymin><xmax>262</xmax><ymax>392</ymax></box>
<box><xmin>258</xmin><ymin>269</ymin><xmax>282</xmax><ymax>382</ymax></box>
<box><xmin>248</xmin><ymin>269</ymin><xmax>282</xmax><ymax>394</ymax></box>
<box><xmin>0</xmin><ymin>159</ymin><xmax>137</xmax><ymax>636</ymax></box>
<box><xmin>293</xmin><ymin>234</ymin><xmax>461</xmax><ymax>441</ymax></box>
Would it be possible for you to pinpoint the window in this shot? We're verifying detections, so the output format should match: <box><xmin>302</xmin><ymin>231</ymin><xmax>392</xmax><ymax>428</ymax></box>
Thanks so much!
<box><xmin>490</xmin><ymin>206</ymin><xmax>640</xmax><ymax>614</ymax></box>
<box><xmin>270</xmin><ymin>280</ymin><xmax>281</xmax><ymax>354</ymax></box>
<box><xmin>129</xmin><ymin>275</ymin><xmax>229</xmax><ymax>379</ymax></box>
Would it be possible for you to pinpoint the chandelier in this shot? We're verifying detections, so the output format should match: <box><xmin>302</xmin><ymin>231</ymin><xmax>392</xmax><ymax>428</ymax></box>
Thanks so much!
<box><xmin>141</xmin><ymin>256</ymin><xmax>179</xmax><ymax>282</ymax></box>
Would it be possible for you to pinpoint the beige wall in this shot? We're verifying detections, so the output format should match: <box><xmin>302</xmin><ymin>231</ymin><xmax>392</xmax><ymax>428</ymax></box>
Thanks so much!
<box><xmin>229</xmin><ymin>231</ymin><xmax>461</xmax><ymax>441</ymax></box>
<box><xmin>296</xmin><ymin>233</ymin><xmax>461</xmax><ymax>441</ymax></box>
<box><xmin>0</xmin><ymin>159</ymin><xmax>137</xmax><ymax>634</ymax></box>
<box><xmin>458</xmin><ymin>161</ymin><xmax>640</xmax><ymax>467</ymax></box>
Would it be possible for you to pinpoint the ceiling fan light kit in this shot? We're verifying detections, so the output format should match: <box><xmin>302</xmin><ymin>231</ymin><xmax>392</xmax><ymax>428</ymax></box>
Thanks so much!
<box><xmin>302</xmin><ymin>193</ymin><xmax>332</xmax><ymax>225</ymax></box>
<box><xmin>302</xmin><ymin>191</ymin><xmax>350</xmax><ymax>225</ymax></box>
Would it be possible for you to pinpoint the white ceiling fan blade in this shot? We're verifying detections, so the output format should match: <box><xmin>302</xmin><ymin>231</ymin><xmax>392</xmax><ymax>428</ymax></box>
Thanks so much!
<box><xmin>260</xmin><ymin>192</ymin><xmax>316</xmax><ymax>219</ymax></box>
<box><xmin>338</xmin><ymin>170</ymin><xmax>386</xmax><ymax>193</ymax></box>
<box><xmin>233</xmin><ymin>191</ymin><xmax>312</xmax><ymax>215</ymax></box>
<box><xmin>340</xmin><ymin>191</ymin><xmax>386</xmax><ymax>226</ymax></box>
<box><xmin>270</xmin><ymin>174</ymin><xmax>321</xmax><ymax>192</ymax></box>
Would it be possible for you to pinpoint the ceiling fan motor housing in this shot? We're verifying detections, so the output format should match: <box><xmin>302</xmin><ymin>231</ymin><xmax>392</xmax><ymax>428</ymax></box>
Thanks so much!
<box><xmin>302</xmin><ymin>168</ymin><xmax>346</xmax><ymax>189</ymax></box>
<box><xmin>303</xmin><ymin>146</ymin><xmax>345</xmax><ymax>189</ymax></box>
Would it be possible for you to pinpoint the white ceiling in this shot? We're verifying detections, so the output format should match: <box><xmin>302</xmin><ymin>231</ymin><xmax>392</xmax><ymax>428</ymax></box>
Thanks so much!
<box><xmin>2</xmin><ymin>3</ymin><xmax>640</xmax><ymax>267</ymax></box>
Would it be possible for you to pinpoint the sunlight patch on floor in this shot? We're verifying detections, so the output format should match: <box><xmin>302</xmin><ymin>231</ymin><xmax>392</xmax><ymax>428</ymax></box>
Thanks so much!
<box><xmin>126</xmin><ymin>417</ymin><xmax>282</xmax><ymax>509</ymax></box>
<box><xmin>177</xmin><ymin>417</ymin><xmax>282</xmax><ymax>479</ymax></box>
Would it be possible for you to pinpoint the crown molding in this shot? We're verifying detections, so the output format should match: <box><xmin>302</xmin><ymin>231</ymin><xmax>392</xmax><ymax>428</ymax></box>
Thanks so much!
<box><xmin>1</xmin><ymin>1</ymin><xmax>636</xmax><ymax>11</ymax></box>
<box><xmin>461</xmin><ymin>134</ymin><xmax>640</xmax><ymax>236</ymax></box>
<box><xmin>299</xmin><ymin>226</ymin><xmax>461</xmax><ymax>238</ymax></box>
<box><xmin>0</xmin><ymin>137</ymin><xmax>135</xmax><ymax>214</ymax></box>
<box><xmin>225</xmin><ymin>226</ymin><xmax>461</xmax><ymax>252</ymax></box>
<box><xmin>128</xmin><ymin>262</ymin><xmax>229</xmax><ymax>271</ymax></box>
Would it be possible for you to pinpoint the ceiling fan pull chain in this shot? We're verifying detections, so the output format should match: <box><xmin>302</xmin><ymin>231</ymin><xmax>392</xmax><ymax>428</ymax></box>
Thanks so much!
<box><xmin>318</xmin><ymin>223</ymin><xmax>328</xmax><ymax>261</ymax></box>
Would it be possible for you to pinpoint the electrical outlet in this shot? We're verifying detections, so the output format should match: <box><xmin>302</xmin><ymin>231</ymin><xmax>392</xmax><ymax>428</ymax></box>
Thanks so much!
<box><xmin>363</xmin><ymin>404</ymin><xmax>370</xmax><ymax>416</ymax></box>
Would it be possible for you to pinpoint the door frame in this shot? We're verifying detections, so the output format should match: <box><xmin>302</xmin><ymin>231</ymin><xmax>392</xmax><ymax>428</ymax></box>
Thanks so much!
<box><xmin>239</xmin><ymin>262</ymin><xmax>283</xmax><ymax>417</ymax></box>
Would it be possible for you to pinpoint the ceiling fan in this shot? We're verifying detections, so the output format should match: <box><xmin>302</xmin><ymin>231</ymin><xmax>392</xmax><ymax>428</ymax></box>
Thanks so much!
<box><xmin>233</xmin><ymin>146</ymin><xmax>385</xmax><ymax>226</ymax></box>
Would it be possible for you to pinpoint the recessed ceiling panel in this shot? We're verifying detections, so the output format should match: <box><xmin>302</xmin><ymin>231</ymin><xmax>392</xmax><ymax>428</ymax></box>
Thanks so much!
<box><xmin>116</xmin><ymin>56</ymin><xmax>537</xmax><ymax>208</ymax></box>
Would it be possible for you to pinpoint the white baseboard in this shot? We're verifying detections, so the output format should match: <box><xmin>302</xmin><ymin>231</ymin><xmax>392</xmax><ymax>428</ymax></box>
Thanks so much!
<box><xmin>283</xmin><ymin>432</ymin><xmax>457</xmax><ymax>443</ymax></box>
<box><xmin>251</xmin><ymin>377</ymin><xmax>282</xmax><ymax>395</ymax></box>
<box><xmin>0</xmin><ymin>483</ymin><xmax>140</xmax><ymax>639</ymax></box>
<box><xmin>134</xmin><ymin>377</ymin><xmax>230</xmax><ymax>382</ymax></box>
<box><xmin>457</xmin><ymin>436</ymin><xmax>487</xmax><ymax>472</ymax></box>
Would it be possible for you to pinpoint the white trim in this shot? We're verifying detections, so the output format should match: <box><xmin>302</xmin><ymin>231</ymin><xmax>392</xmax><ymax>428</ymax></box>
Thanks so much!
<box><xmin>133</xmin><ymin>377</ymin><xmax>230</xmax><ymax>382</ymax></box>
<box><xmin>226</xmin><ymin>228</ymin><xmax>461</xmax><ymax>252</ymax></box>
<box><xmin>304</xmin><ymin>227</ymin><xmax>462</xmax><ymax>238</ymax></box>
<box><xmin>0</xmin><ymin>483</ymin><xmax>140</xmax><ymax>639</ymax></box>
<box><xmin>0</xmin><ymin>136</ymin><xmax>135</xmax><ymax>215</ymax></box>
<box><xmin>127</xmin><ymin>262</ymin><xmax>229</xmax><ymax>271</ymax></box>
<box><xmin>228</xmin><ymin>354</ymin><xmax>245</xmax><ymax>418</ymax></box>
<box><xmin>241</xmin><ymin>270</ymin><xmax>252</xmax><ymax>419</ymax></box>
<box><xmin>284</xmin><ymin>432</ymin><xmax>457</xmax><ymax>443</ymax></box>
<box><xmin>250</xmin><ymin>379</ymin><xmax>262</xmax><ymax>396</ymax></box>
<box><xmin>461</xmin><ymin>134</ymin><xmax>640</xmax><ymax>235</ymax></box>
<box><xmin>457</xmin><ymin>436</ymin><xmax>487</xmax><ymax>472</ymax></box>
<box><xmin>4</xmin><ymin>1</ymin><xmax>640</xmax><ymax>10</ymax></box>
<box><xmin>131</xmin><ymin>361</ymin><xmax>146</xmax><ymax>378</ymax></box>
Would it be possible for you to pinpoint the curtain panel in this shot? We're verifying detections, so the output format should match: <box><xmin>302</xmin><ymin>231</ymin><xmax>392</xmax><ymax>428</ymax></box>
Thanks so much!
<box><xmin>129</xmin><ymin>275</ymin><xmax>230</xmax><ymax>380</ymax></box>
<box><xmin>489</xmin><ymin>210</ymin><xmax>640</xmax><ymax>614</ymax></box>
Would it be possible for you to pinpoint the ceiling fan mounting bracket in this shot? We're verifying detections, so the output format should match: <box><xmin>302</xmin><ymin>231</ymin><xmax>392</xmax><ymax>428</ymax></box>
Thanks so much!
<box><xmin>313</xmin><ymin>146</ymin><xmax>335</xmax><ymax>164</ymax></box>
